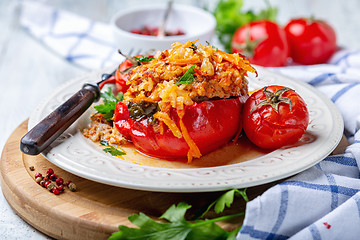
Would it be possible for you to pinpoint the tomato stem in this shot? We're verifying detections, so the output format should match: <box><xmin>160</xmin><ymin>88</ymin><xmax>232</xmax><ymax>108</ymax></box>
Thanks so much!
<box><xmin>250</xmin><ymin>86</ymin><xmax>294</xmax><ymax>114</ymax></box>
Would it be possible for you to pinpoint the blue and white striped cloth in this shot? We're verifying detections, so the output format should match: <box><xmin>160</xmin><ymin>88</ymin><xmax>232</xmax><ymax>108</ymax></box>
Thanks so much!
<box><xmin>19</xmin><ymin>1</ymin><xmax>124</xmax><ymax>69</ymax></box>
<box><xmin>19</xmin><ymin>2</ymin><xmax>360</xmax><ymax>239</ymax></box>
<box><xmin>238</xmin><ymin>50</ymin><xmax>360</xmax><ymax>239</ymax></box>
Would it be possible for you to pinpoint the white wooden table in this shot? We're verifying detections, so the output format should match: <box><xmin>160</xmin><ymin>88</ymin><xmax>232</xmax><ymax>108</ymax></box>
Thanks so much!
<box><xmin>1</xmin><ymin>0</ymin><xmax>359</xmax><ymax>239</ymax></box>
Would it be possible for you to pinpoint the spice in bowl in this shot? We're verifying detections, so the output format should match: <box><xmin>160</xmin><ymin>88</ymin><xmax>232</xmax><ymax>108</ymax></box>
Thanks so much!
<box><xmin>130</xmin><ymin>25</ymin><xmax>185</xmax><ymax>36</ymax></box>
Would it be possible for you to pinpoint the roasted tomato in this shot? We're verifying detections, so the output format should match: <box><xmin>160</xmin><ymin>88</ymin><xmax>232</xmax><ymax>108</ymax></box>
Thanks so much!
<box><xmin>231</xmin><ymin>20</ymin><xmax>289</xmax><ymax>67</ymax></box>
<box><xmin>114</xmin><ymin>58</ymin><xmax>135</xmax><ymax>93</ymax></box>
<box><xmin>284</xmin><ymin>18</ymin><xmax>337</xmax><ymax>65</ymax></box>
<box><xmin>114</xmin><ymin>98</ymin><xmax>244</xmax><ymax>159</ymax></box>
<box><xmin>243</xmin><ymin>86</ymin><xmax>309</xmax><ymax>149</ymax></box>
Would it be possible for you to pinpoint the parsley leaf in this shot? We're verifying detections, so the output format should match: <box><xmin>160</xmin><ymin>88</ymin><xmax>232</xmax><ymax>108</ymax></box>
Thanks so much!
<box><xmin>175</xmin><ymin>65</ymin><xmax>196</xmax><ymax>85</ymax></box>
<box><xmin>100</xmin><ymin>140</ymin><xmax>126</xmax><ymax>157</ymax></box>
<box><xmin>193</xmin><ymin>188</ymin><xmax>248</xmax><ymax>220</ymax></box>
<box><xmin>109</xmin><ymin>189</ymin><xmax>248</xmax><ymax>240</ymax></box>
<box><xmin>236</xmin><ymin>188</ymin><xmax>249</xmax><ymax>202</ymax></box>
<box><xmin>190</xmin><ymin>42</ymin><xmax>198</xmax><ymax>50</ymax></box>
<box><xmin>94</xmin><ymin>87</ymin><xmax>123</xmax><ymax>120</ymax></box>
<box><xmin>109</xmin><ymin>202</ymin><xmax>243</xmax><ymax>240</ymax></box>
<box><xmin>160</xmin><ymin>202</ymin><xmax>191</xmax><ymax>223</ymax></box>
<box><xmin>214</xmin><ymin>189</ymin><xmax>237</xmax><ymax>214</ymax></box>
<box><xmin>134</xmin><ymin>56</ymin><xmax>154</xmax><ymax>62</ymax></box>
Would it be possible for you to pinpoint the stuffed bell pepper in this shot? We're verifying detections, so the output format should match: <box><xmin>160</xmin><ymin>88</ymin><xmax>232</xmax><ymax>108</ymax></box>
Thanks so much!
<box><xmin>84</xmin><ymin>41</ymin><xmax>256</xmax><ymax>163</ymax></box>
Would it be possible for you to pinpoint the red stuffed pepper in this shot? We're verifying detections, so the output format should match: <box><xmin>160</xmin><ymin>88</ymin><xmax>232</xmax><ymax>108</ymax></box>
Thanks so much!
<box><xmin>112</xmin><ymin>41</ymin><xmax>256</xmax><ymax>162</ymax></box>
<box><xmin>84</xmin><ymin>41</ymin><xmax>256</xmax><ymax>163</ymax></box>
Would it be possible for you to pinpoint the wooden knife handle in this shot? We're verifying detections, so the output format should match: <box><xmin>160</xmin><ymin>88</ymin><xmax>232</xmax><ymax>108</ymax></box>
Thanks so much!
<box><xmin>20</xmin><ymin>83</ymin><xmax>100</xmax><ymax>155</ymax></box>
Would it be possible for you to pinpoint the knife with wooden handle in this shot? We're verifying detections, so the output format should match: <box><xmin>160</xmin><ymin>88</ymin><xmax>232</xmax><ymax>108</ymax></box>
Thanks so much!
<box><xmin>20</xmin><ymin>73</ymin><xmax>113</xmax><ymax>155</ymax></box>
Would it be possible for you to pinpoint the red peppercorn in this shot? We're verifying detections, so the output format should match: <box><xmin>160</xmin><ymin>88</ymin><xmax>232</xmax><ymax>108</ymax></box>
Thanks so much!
<box><xmin>34</xmin><ymin>173</ymin><xmax>42</xmax><ymax>179</ymax></box>
<box><xmin>46</xmin><ymin>168</ymin><xmax>54</xmax><ymax>175</ymax></box>
<box><xmin>56</xmin><ymin>177</ymin><xmax>64</xmax><ymax>186</ymax></box>
<box><xmin>50</xmin><ymin>173</ymin><xmax>57</xmax><ymax>180</ymax></box>
<box><xmin>65</xmin><ymin>180</ymin><xmax>72</xmax><ymax>187</ymax></box>
<box><xmin>57</xmin><ymin>184</ymin><xmax>64</xmax><ymax>192</ymax></box>
<box><xmin>44</xmin><ymin>181</ymin><xmax>51</xmax><ymax>188</ymax></box>
<box><xmin>52</xmin><ymin>187</ymin><xmax>60</xmax><ymax>195</ymax></box>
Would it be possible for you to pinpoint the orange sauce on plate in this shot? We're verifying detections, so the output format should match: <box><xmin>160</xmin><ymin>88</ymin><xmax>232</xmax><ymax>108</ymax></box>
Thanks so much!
<box><xmin>115</xmin><ymin>135</ymin><xmax>270</xmax><ymax>169</ymax></box>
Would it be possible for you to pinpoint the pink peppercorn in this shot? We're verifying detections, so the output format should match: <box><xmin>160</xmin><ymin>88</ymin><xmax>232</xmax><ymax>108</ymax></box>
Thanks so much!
<box><xmin>56</xmin><ymin>177</ymin><xmax>64</xmax><ymax>186</ymax></box>
<box><xmin>52</xmin><ymin>187</ymin><xmax>60</xmax><ymax>195</ymax></box>
<box><xmin>34</xmin><ymin>173</ymin><xmax>42</xmax><ymax>179</ymax></box>
<box><xmin>46</xmin><ymin>168</ymin><xmax>54</xmax><ymax>175</ymax></box>
<box><xmin>44</xmin><ymin>181</ymin><xmax>51</xmax><ymax>188</ymax></box>
<box><xmin>57</xmin><ymin>184</ymin><xmax>64</xmax><ymax>192</ymax></box>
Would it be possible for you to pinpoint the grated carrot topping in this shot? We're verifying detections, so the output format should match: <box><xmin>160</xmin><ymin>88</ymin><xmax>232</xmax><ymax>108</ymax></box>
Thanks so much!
<box><xmin>85</xmin><ymin>40</ymin><xmax>255</xmax><ymax>162</ymax></box>
<box><xmin>168</xmin><ymin>56</ymin><xmax>201</xmax><ymax>66</ymax></box>
<box><xmin>153</xmin><ymin>112</ymin><xmax>182</xmax><ymax>138</ymax></box>
<box><xmin>179</xmin><ymin>118</ymin><xmax>202</xmax><ymax>163</ymax></box>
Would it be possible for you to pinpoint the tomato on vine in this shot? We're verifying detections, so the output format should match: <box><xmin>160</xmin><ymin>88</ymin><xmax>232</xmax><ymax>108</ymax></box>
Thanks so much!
<box><xmin>243</xmin><ymin>85</ymin><xmax>309</xmax><ymax>149</ymax></box>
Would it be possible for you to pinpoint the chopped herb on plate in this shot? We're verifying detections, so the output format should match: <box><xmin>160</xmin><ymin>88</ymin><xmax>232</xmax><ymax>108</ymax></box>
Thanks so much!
<box><xmin>100</xmin><ymin>140</ymin><xmax>126</xmax><ymax>157</ymax></box>
<box><xmin>134</xmin><ymin>56</ymin><xmax>155</xmax><ymax>62</ymax></box>
<box><xmin>94</xmin><ymin>87</ymin><xmax>124</xmax><ymax>120</ymax></box>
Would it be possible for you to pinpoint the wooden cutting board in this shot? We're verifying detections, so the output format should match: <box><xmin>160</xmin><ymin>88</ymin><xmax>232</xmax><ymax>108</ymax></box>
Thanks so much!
<box><xmin>1</xmin><ymin>121</ymin><xmax>348</xmax><ymax>239</ymax></box>
<box><xmin>2</xmin><ymin>120</ymin><xmax>285</xmax><ymax>240</ymax></box>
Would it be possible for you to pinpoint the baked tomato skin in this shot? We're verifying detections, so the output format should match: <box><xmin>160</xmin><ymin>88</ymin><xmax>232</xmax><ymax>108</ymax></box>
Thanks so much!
<box><xmin>243</xmin><ymin>85</ymin><xmax>309</xmax><ymax>149</ymax></box>
<box><xmin>231</xmin><ymin>20</ymin><xmax>289</xmax><ymax>67</ymax></box>
<box><xmin>284</xmin><ymin>18</ymin><xmax>337</xmax><ymax>65</ymax></box>
<box><xmin>114</xmin><ymin>55</ymin><xmax>144</xmax><ymax>93</ymax></box>
<box><xmin>114</xmin><ymin>98</ymin><xmax>244</xmax><ymax>159</ymax></box>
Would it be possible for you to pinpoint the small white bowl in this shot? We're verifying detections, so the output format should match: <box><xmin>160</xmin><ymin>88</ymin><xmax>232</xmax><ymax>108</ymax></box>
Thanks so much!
<box><xmin>111</xmin><ymin>4</ymin><xmax>216</xmax><ymax>55</ymax></box>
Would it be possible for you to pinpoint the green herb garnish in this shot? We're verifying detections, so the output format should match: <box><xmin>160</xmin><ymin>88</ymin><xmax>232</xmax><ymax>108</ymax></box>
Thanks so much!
<box><xmin>134</xmin><ymin>56</ymin><xmax>154</xmax><ymax>62</ymax></box>
<box><xmin>192</xmin><ymin>188</ymin><xmax>248</xmax><ymax>220</ymax></box>
<box><xmin>175</xmin><ymin>65</ymin><xmax>196</xmax><ymax>85</ymax></box>
<box><xmin>190</xmin><ymin>42</ymin><xmax>198</xmax><ymax>50</ymax></box>
<box><xmin>108</xmin><ymin>188</ymin><xmax>248</xmax><ymax>240</ymax></box>
<box><xmin>100</xmin><ymin>140</ymin><xmax>126</xmax><ymax>157</ymax></box>
<box><xmin>94</xmin><ymin>87</ymin><xmax>124</xmax><ymax>120</ymax></box>
<box><xmin>213</xmin><ymin>0</ymin><xmax>277</xmax><ymax>52</ymax></box>
<box><xmin>206</xmin><ymin>41</ymin><xmax>219</xmax><ymax>51</ymax></box>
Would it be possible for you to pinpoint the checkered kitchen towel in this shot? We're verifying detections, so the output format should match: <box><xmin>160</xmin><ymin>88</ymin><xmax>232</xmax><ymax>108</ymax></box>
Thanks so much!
<box><xmin>19</xmin><ymin>1</ymin><xmax>360</xmax><ymax>239</ymax></box>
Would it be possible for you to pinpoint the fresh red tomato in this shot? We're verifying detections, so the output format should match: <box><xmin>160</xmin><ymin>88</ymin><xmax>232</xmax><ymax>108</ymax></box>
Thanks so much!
<box><xmin>114</xmin><ymin>98</ymin><xmax>243</xmax><ymax>159</ymax></box>
<box><xmin>243</xmin><ymin>85</ymin><xmax>309</xmax><ymax>149</ymax></box>
<box><xmin>231</xmin><ymin>20</ymin><xmax>289</xmax><ymax>67</ymax></box>
<box><xmin>284</xmin><ymin>18</ymin><xmax>337</xmax><ymax>65</ymax></box>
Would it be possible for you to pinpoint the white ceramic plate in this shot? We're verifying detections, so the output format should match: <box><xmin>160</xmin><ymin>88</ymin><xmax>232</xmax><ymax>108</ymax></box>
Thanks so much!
<box><xmin>28</xmin><ymin>67</ymin><xmax>344</xmax><ymax>192</ymax></box>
